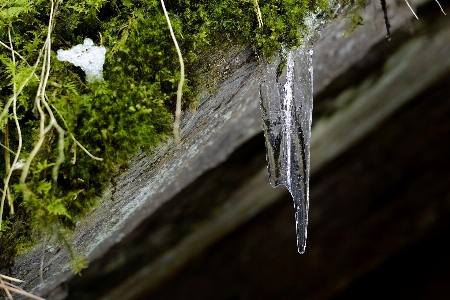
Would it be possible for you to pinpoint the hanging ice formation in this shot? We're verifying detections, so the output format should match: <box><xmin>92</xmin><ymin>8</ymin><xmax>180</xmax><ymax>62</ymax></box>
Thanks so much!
<box><xmin>260</xmin><ymin>46</ymin><xmax>313</xmax><ymax>254</ymax></box>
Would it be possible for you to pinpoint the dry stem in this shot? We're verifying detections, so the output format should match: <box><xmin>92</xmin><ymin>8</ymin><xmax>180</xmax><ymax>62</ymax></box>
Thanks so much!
<box><xmin>253</xmin><ymin>0</ymin><xmax>264</xmax><ymax>28</ymax></box>
<box><xmin>0</xmin><ymin>274</ymin><xmax>45</xmax><ymax>300</ymax></box>
<box><xmin>19</xmin><ymin>0</ymin><xmax>57</xmax><ymax>186</ymax></box>
<box><xmin>160</xmin><ymin>0</ymin><xmax>184</xmax><ymax>143</ymax></box>
<box><xmin>0</xmin><ymin>49</ymin><xmax>42</xmax><ymax>229</ymax></box>
<box><xmin>404</xmin><ymin>0</ymin><xmax>419</xmax><ymax>19</ymax></box>
<box><xmin>435</xmin><ymin>0</ymin><xmax>446</xmax><ymax>15</ymax></box>
<box><xmin>51</xmin><ymin>104</ymin><xmax>103</xmax><ymax>161</ymax></box>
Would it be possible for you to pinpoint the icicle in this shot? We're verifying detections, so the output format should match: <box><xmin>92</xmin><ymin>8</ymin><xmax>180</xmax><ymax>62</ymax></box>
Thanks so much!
<box><xmin>260</xmin><ymin>46</ymin><xmax>313</xmax><ymax>253</ymax></box>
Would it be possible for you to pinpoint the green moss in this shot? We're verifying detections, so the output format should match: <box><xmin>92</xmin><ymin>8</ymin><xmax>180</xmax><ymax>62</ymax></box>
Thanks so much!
<box><xmin>0</xmin><ymin>0</ymin><xmax>368</xmax><ymax>272</ymax></box>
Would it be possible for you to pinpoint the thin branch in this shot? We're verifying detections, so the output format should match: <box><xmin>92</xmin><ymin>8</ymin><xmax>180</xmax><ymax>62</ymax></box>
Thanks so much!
<box><xmin>7</xmin><ymin>286</ymin><xmax>46</xmax><ymax>300</ymax></box>
<box><xmin>160</xmin><ymin>0</ymin><xmax>185</xmax><ymax>143</ymax></box>
<box><xmin>20</xmin><ymin>0</ymin><xmax>56</xmax><ymax>185</ymax></box>
<box><xmin>253</xmin><ymin>0</ymin><xmax>264</xmax><ymax>28</ymax></box>
<box><xmin>1</xmin><ymin>284</ymin><xmax>45</xmax><ymax>300</ymax></box>
<box><xmin>0</xmin><ymin>276</ymin><xmax>14</xmax><ymax>300</ymax></box>
<box><xmin>0</xmin><ymin>48</ymin><xmax>43</xmax><ymax>125</ymax></box>
<box><xmin>70</xmin><ymin>133</ymin><xmax>103</xmax><ymax>161</ymax></box>
<box><xmin>0</xmin><ymin>16</ymin><xmax>44</xmax><ymax>232</ymax></box>
<box><xmin>2</xmin><ymin>281</ymin><xmax>25</xmax><ymax>291</ymax></box>
<box><xmin>0</xmin><ymin>141</ymin><xmax>17</xmax><ymax>155</ymax></box>
<box><xmin>9</xmin><ymin>25</ymin><xmax>24</xmax><ymax>214</ymax></box>
<box><xmin>20</xmin><ymin>93</ymin><xmax>51</xmax><ymax>185</ymax></box>
<box><xmin>0</xmin><ymin>275</ymin><xmax>23</xmax><ymax>283</ymax></box>
<box><xmin>51</xmin><ymin>104</ymin><xmax>103</xmax><ymax>161</ymax></box>
<box><xmin>435</xmin><ymin>0</ymin><xmax>446</xmax><ymax>15</ymax></box>
<box><xmin>41</xmin><ymin>95</ymin><xmax>65</xmax><ymax>183</ymax></box>
<box><xmin>70</xmin><ymin>140</ymin><xmax>77</xmax><ymax>164</ymax></box>
<box><xmin>1</xmin><ymin>26</ymin><xmax>22</xmax><ymax>226</ymax></box>
<box><xmin>4</xmin><ymin>123</ymin><xmax>12</xmax><ymax>213</ymax></box>
<box><xmin>0</xmin><ymin>40</ymin><xmax>29</xmax><ymax>64</ymax></box>
<box><xmin>0</xmin><ymin>40</ymin><xmax>40</xmax><ymax>82</ymax></box>
<box><xmin>0</xmin><ymin>49</ymin><xmax>44</xmax><ymax>225</ymax></box>
<box><xmin>404</xmin><ymin>0</ymin><xmax>419</xmax><ymax>19</ymax></box>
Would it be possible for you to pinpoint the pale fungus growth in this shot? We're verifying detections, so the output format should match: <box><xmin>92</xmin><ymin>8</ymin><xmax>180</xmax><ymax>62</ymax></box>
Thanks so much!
<box><xmin>57</xmin><ymin>38</ymin><xmax>106</xmax><ymax>83</ymax></box>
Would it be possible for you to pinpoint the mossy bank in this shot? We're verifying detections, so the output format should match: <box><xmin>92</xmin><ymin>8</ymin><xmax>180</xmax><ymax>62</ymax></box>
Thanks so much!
<box><xmin>0</xmin><ymin>0</ymin><xmax>368</xmax><ymax>272</ymax></box>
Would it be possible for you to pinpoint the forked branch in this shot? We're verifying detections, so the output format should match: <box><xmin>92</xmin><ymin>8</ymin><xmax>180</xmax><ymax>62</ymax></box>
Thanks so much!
<box><xmin>0</xmin><ymin>274</ymin><xmax>45</xmax><ymax>300</ymax></box>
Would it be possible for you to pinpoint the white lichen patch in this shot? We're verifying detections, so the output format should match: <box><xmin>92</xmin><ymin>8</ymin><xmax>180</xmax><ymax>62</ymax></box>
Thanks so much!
<box><xmin>57</xmin><ymin>38</ymin><xmax>106</xmax><ymax>83</ymax></box>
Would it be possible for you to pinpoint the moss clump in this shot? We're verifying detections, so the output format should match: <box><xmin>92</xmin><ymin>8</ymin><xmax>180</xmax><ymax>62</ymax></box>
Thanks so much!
<box><xmin>0</xmin><ymin>0</ymin><xmax>368</xmax><ymax>272</ymax></box>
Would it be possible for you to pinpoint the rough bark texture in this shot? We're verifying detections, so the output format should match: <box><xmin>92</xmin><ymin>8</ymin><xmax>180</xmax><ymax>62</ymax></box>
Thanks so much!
<box><xmin>7</xmin><ymin>0</ymin><xmax>450</xmax><ymax>299</ymax></box>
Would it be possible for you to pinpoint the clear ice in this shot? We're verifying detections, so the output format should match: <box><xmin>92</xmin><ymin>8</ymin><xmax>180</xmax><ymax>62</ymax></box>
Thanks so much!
<box><xmin>259</xmin><ymin>46</ymin><xmax>313</xmax><ymax>254</ymax></box>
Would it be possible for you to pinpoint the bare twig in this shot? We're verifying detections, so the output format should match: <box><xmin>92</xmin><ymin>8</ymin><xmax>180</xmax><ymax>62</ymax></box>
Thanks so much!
<box><xmin>253</xmin><ymin>0</ymin><xmax>264</xmax><ymax>28</ymax></box>
<box><xmin>435</xmin><ymin>0</ymin><xmax>446</xmax><ymax>15</ymax></box>
<box><xmin>0</xmin><ymin>26</ymin><xmax>25</xmax><ymax>226</ymax></box>
<box><xmin>0</xmin><ymin>39</ymin><xmax>40</xmax><ymax>81</ymax></box>
<box><xmin>0</xmin><ymin>35</ymin><xmax>44</xmax><ymax>231</ymax></box>
<box><xmin>51</xmin><ymin>104</ymin><xmax>103</xmax><ymax>161</ymax></box>
<box><xmin>0</xmin><ymin>40</ymin><xmax>29</xmax><ymax>64</ymax></box>
<box><xmin>20</xmin><ymin>0</ymin><xmax>59</xmax><ymax>185</ymax></box>
<box><xmin>404</xmin><ymin>0</ymin><xmax>419</xmax><ymax>19</ymax></box>
<box><xmin>41</xmin><ymin>95</ymin><xmax>65</xmax><ymax>183</ymax></box>
<box><xmin>0</xmin><ymin>274</ymin><xmax>46</xmax><ymax>300</ymax></box>
<box><xmin>0</xmin><ymin>141</ymin><xmax>17</xmax><ymax>155</ymax></box>
<box><xmin>0</xmin><ymin>32</ymin><xmax>43</xmax><ymax>230</ymax></box>
<box><xmin>70</xmin><ymin>140</ymin><xmax>77</xmax><ymax>164</ymax></box>
<box><xmin>160</xmin><ymin>0</ymin><xmax>184</xmax><ymax>143</ymax></box>
<box><xmin>0</xmin><ymin>275</ymin><xmax>23</xmax><ymax>283</ymax></box>
<box><xmin>0</xmin><ymin>47</ymin><xmax>42</xmax><ymax>126</ymax></box>
<box><xmin>8</xmin><ymin>26</ymin><xmax>24</xmax><ymax>215</ymax></box>
<box><xmin>2</xmin><ymin>281</ymin><xmax>25</xmax><ymax>291</ymax></box>
<box><xmin>4</xmin><ymin>123</ymin><xmax>13</xmax><ymax>213</ymax></box>
<box><xmin>69</xmin><ymin>133</ymin><xmax>103</xmax><ymax>161</ymax></box>
<box><xmin>0</xmin><ymin>275</ymin><xmax>14</xmax><ymax>300</ymax></box>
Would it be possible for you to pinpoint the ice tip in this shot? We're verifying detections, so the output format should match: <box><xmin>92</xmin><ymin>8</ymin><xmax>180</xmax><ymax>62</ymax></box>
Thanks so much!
<box><xmin>297</xmin><ymin>241</ymin><xmax>306</xmax><ymax>254</ymax></box>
